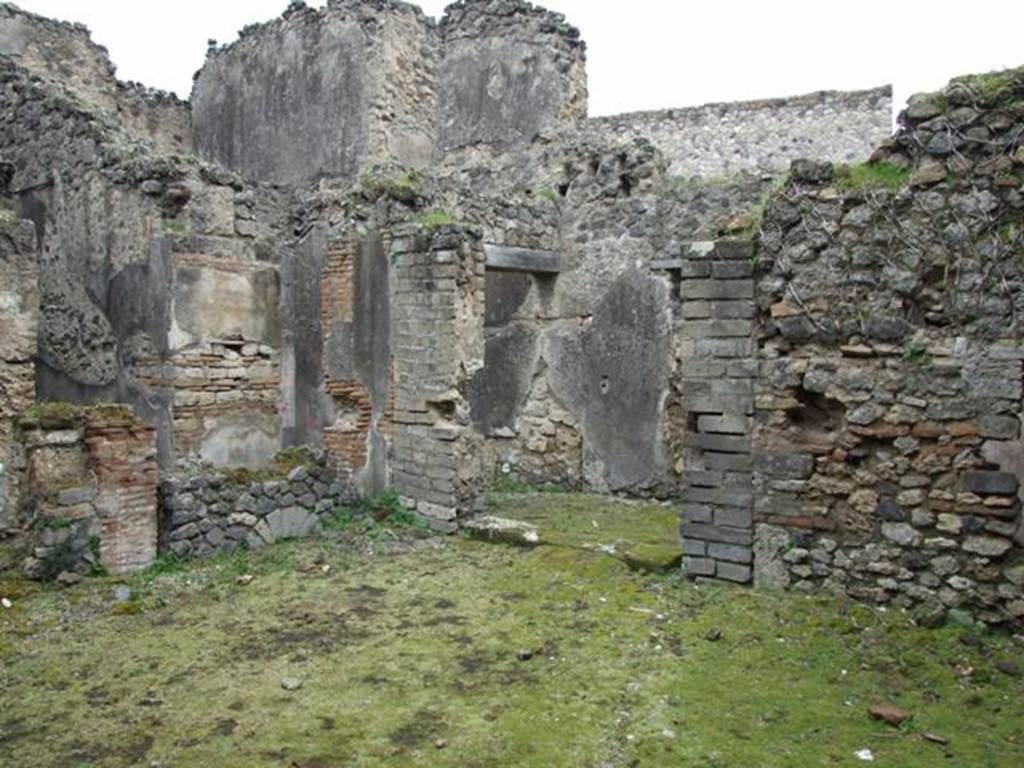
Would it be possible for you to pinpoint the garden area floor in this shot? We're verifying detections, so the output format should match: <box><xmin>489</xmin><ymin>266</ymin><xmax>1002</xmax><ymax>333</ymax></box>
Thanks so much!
<box><xmin>1</xmin><ymin>492</ymin><xmax>1023</xmax><ymax>767</ymax></box>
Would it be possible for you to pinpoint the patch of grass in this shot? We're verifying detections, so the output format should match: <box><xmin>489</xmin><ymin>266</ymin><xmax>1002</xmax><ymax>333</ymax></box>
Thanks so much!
<box><xmin>87</xmin><ymin>536</ymin><xmax>107</xmax><ymax>578</ymax></box>
<box><xmin>361</xmin><ymin>167</ymin><xmax>426</xmax><ymax>205</ymax></box>
<box><xmin>416</xmin><ymin>208</ymin><xmax>457</xmax><ymax>228</ymax></box>
<box><xmin>139</xmin><ymin>551</ymin><xmax>188</xmax><ymax>579</ymax></box>
<box><xmin>162</xmin><ymin>216</ymin><xmax>190</xmax><ymax>234</ymax></box>
<box><xmin>222</xmin><ymin>446</ymin><xmax>317</xmax><ymax>486</ymax></box>
<box><xmin>34</xmin><ymin>517</ymin><xmax>75</xmax><ymax>531</ymax></box>
<box><xmin>534</xmin><ymin>187</ymin><xmax>559</xmax><ymax>205</ymax></box>
<box><xmin>903</xmin><ymin>342</ymin><xmax>931</xmax><ymax>365</ymax></box>
<box><xmin>20</xmin><ymin>401</ymin><xmax>84</xmax><ymax>428</ymax></box>
<box><xmin>323</xmin><ymin>506</ymin><xmax>357</xmax><ymax>531</ymax></box>
<box><xmin>490</xmin><ymin>475</ymin><xmax>535</xmax><ymax>495</ymax></box>
<box><xmin>3</xmin><ymin>513</ymin><xmax>1022</xmax><ymax>767</ymax></box>
<box><xmin>948</xmin><ymin>66</ymin><xmax>1024</xmax><ymax>105</ymax></box>
<box><xmin>835</xmin><ymin>162</ymin><xmax>911</xmax><ymax>192</ymax></box>
<box><xmin>110</xmin><ymin>592</ymin><xmax>144</xmax><ymax>616</ymax></box>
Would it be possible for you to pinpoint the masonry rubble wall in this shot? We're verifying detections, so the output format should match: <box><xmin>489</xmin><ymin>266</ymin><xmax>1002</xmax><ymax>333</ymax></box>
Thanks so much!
<box><xmin>438</xmin><ymin>0</ymin><xmax>587</xmax><ymax>155</ymax></box>
<box><xmin>1</xmin><ymin>0</ymin><xmax>1023</xmax><ymax>631</ymax></box>
<box><xmin>192</xmin><ymin>0</ymin><xmax>438</xmax><ymax>185</ymax></box>
<box><xmin>160</xmin><ymin>450</ymin><xmax>347</xmax><ymax>558</ymax></box>
<box><xmin>749</xmin><ymin>68</ymin><xmax>1024</xmax><ymax>628</ymax></box>
<box><xmin>589</xmin><ymin>87</ymin><xmax>893</xmax><ymax>180</ymax></box>
<box><xmin>0</xmin><ymin>52</ymin><xmax>293</xmax><ymax>471</ymax></box>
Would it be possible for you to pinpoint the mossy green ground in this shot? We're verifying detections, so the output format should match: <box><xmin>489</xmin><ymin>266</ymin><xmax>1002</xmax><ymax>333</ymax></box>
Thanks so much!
<box><xmin>1</xmin><ymin>494</ymin><xmax>1023</xmax><ymax>767</ymax></box>
<box><xmin>487</xmin><ymin>492</ymin><xmax>682</xmax><ymax>571</ymax></box>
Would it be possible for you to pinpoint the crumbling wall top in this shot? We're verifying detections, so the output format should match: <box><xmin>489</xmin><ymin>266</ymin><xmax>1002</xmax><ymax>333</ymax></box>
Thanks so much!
<box><xmin>202</xmin><ymin>0</ymin><xmax>433</xmax><ymax>65</ymax></box>
<box><xmin>440</xmin><ymin>0</ymin><xmax>584</xmax><ymax>52</ymax></box>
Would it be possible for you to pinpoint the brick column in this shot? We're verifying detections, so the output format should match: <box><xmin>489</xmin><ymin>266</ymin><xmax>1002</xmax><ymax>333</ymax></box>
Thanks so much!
<box><xmin>390</xmin><ymin>224</ymin><xmax>485</xmax><ymax>531</ymax></box>
<box><xmin>85</xmin><ymin>408</ymin><xmax>159</xmax><ymax>574</ymax></box>
<box><xmin>676</xmin><ymin>241</ymin><xmax>757</xmax><ymax>583</ymax></box>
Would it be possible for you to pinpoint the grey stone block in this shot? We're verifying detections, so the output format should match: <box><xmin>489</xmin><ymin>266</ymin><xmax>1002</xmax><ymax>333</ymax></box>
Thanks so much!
<box><xmin>697</xmin><ymin>415</ymin><xmax>750</xmax><ymax>435</ymax></box>
<box><xmin>484</xmin><ymin>244</ymin><xmax>561</xmax><ymax>274</ymax></box>
<box><xmin>682</xmin><ymin>486</ymin><xmax>753</xmax><ymax>508</ymax></box>
<box><xmin>716</xmin><ymin>562</ymin><xmax>753</xmax><ymax>583</ymax></box>
<box><xmin>714</xmin><ymin>506</ymin><xmax>753</xmax><ymax>528</ymax></box>
<box><xmin>708</xmin><ymin>543</ymin><xmax>753</xmax><ymax>564</ymax></box>
<box><xmin>679</xmin><ymin>280</ymin><xmax>754</xmax><ymax>301</ymax></box>
<box><xmin>683</xmin><ymin>540</ymin><xmax>707</xmax><ymax>556</ymax></box>
<box><xmin>753</xmin><ymin>453</ymin><xmax>815</xmax><ymax>480</ymax></box>
<box><xmin>683</xmin><ymin>557</ymin><xmax>716</xmax><ymax>577</ymax></box>
<box><xmin>682</xmin><ymin>523</ymin><xmax>754</xmax><ymax>546</ymax></box>
<box><xmin>962</xmin><ymin>471</ymin><xmax>1019</xmax><ymax>496</ymax></box>
<box><xmin>704</xmin><ymin>452</ymin><xmax>754</xmax><ymax>472</ymax></box>
<box><xmin>687</xmin><ymin>433</ymin><xmax>752</xmax><ymax>454</ymax></box>
<box><xmin>681</xmin><ymin>503</ymin><xmax>714</xmax><ymax>524</ymax></box>
<box><xmin>57</xmin><ymin>487</ymin><xmax>95</xmax><ymax>507</ymax></box>
<box><xmin>266</xmin><ymin>506</ymin><xmax>320</xmax><ymax>542</ymax></box>
<box><xmin>978</xmin><ymin>415</ymin><xmax>1020</xmax><ymax>440</ymax></box>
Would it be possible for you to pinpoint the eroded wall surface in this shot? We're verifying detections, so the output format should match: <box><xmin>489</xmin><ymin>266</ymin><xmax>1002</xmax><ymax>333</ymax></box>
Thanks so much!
<box><xmin>0</xmin><ymin>53</ymin><xmax>290</xmax><ymax>471</ymax></box>
<box><xmin>0</xmin><ymin>205</ymin><xmax>37</xmax><ymax>533</ymax></box>
<box><xmin>438</xmin><ymin>0</ymin><xmax>587</xmax><ymax>153</ymax></box>
<box><xmin>192</xmin><ymin>0</ymin><xmax>437</xmax><ymax>185</ymax></box>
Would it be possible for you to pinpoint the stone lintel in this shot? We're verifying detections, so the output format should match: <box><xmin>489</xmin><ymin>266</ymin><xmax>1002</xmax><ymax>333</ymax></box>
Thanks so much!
<box><xmin>483</xmin><ymin>244</ymin><xmax>561</xmax><ymax>274</ymax></box>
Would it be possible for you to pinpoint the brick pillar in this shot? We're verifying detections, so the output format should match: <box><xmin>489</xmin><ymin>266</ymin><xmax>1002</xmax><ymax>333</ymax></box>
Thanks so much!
<box><xmin>390</xmin><ymin>224</ymin><xmax>486</xmax><ymax>531</ymax></box>
<box><xmin>677</xmin><ymin>241</ymin><xmax>756</xmax><ymax>583</ymax></box>
<box><xmin>85</xmin><ymin>407</ymin><xmax>159</xmax><ymax>574</ymax></box>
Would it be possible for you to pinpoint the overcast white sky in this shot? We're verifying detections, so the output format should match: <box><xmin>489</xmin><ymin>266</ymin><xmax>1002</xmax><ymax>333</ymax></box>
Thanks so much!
<box><xmin>15</xmin><ymin>0</ymin><xmax>1024</xmax><ymax>116</ymax></box>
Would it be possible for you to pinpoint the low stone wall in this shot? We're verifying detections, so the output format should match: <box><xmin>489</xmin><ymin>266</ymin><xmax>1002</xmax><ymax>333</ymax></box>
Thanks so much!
<box><xmin>160</xmin><ymin>451</ymin><xmax>347</xmax><ymax>559</ymax></box>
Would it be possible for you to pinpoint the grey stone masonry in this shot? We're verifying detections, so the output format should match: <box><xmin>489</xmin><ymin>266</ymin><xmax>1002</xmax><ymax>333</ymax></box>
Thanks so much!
<box><xmin>391</xmin><ymin>224</ymin><xmax>486</xmax><ymax>532</ymax></box>
<box><xmin>671</xmin><ymin>241</ymin><xmax>757</xmax><ymax>583</ymax></box>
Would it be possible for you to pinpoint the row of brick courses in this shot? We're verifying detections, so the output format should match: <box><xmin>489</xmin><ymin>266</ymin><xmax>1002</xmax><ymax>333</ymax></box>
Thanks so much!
<box><xmin>670</xmin><ymin>241</ymin><xmax>757</xmax><ymax>583</ymax></box>
<box><xmin>390</xmin><ymin>224</ymin><xmax>486</xmax><ymax>530</ymax></box>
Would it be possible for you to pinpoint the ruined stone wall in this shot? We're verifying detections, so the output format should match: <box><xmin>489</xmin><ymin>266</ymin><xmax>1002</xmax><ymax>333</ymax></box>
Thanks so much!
<box><xmin>20</xmin><ymin>405</ymin><xmax>157</xmax><ymax>578</ymax></box>
<box><xmin>192</xmin><ymin>0</ymin><xmax>437</xmax><ymax>185</ymax></box>
<box><xmin>0</xmin><ymin>2</ymin><xmax>192</xmax><ymax>154</ymax></box>
<box><xmin>0</xmin><ymin>205</ymin><xmax>37</xmax><ymax>533</ymax></box>
<box><xmin>160</xmin><ymin>451</ymin><xmax>345</xmax><ymax>559</ymax></box>
<box><xmin>452</xmin><ymin>131</ymin><xmax>767</xmax><ymax>497</ymax></box>
<box><xmin>750</xmin><ymin>69</ymin><xmax>1024</xmax><ymax>628</ymax></box>
<box><xmin>391</xmin><ymin>224</ymin><xmax>486</xmax><ymax>530</ymax></box>
<box><xmin>0</xmin><ymin>54</ymin><xmax>292</xmax><ymax>471</ymax></box>
<box><xmin>589</xmin><ymin>87</ymin><xmax>893</xmax><ymax>180</ymax></box>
